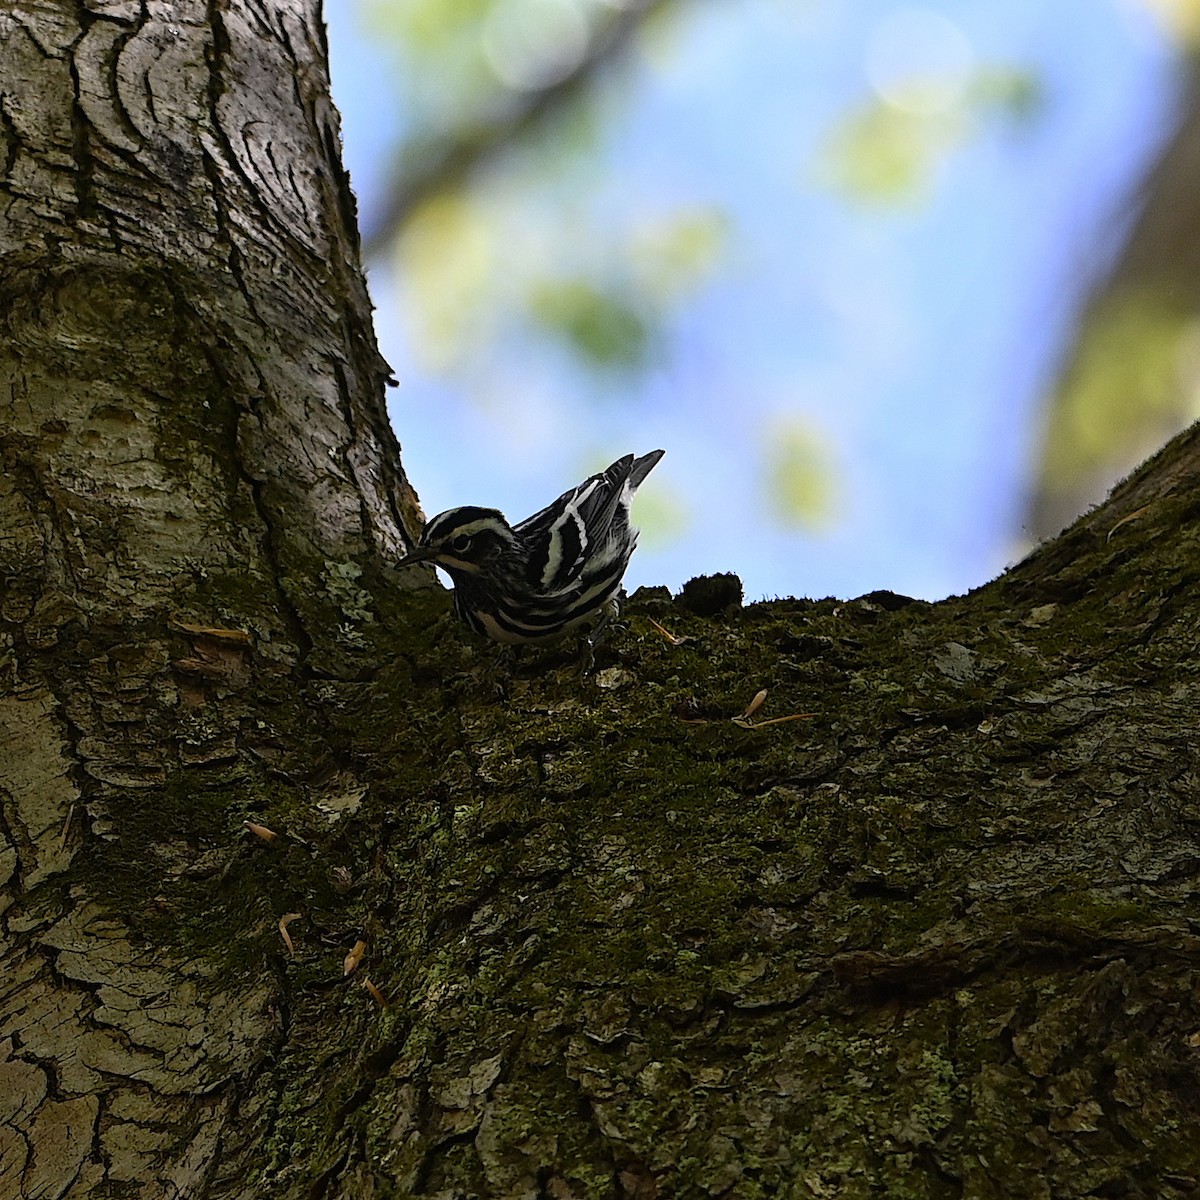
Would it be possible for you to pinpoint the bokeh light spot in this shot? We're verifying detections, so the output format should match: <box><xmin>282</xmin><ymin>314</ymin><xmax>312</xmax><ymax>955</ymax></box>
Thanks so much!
<box><xmin>483</xmin><ymin>0</ymin><xmax>590</xmax><ymax>91</ymax></box>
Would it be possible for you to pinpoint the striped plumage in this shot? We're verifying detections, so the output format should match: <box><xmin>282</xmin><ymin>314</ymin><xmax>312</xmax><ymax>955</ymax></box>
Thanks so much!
<box><xmin>398</xmin><ymin>451</ymin><xmax>665</xmax><ymax>644</ymax></box>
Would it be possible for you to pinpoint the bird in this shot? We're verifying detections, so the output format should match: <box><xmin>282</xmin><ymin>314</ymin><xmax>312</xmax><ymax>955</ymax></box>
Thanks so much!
<box><xmin>396</xmin><ymin>450</ymin><xmax>665</xmax><ymax>646</ymax></box>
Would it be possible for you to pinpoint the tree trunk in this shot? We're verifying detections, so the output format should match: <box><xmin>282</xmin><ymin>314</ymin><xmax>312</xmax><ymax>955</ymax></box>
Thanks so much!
<box><xmin>3</xmin><ymin>4</ymin><xmax>1199</xmax><ymax>1199</ymax></box>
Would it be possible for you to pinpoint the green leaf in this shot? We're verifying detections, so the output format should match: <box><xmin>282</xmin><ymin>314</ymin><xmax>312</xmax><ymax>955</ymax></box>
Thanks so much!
<box><xmin>528</xmin><ymin>279</ymin><xmax>650</xmax><ymax>368</ymax></box>
<box><xmin>820</xmin><ymin>100</ymin><xmax>958</xmax><ymax>205</ymax></box>
<box><xmin>364</xmin><ymin>0</ymin><xmax>492</xmax><ymax>53</ymax></box>
<box><xmin>1042</xmin><ymin>289</ymin><xmax>1195</xmax><ymax>485</ymax></box>
<box><xmin>820</xmin><ymin>65</ymin><xmax>1044</xmax><ymax>205</ymax></box>
<box><xmin>634</xmin><ymin>207</ymin><xmax>730</xmax><ymax>301</ymax></box>
<box><xmin>968</xmin><ymin>66</ymin><xmax>1044</xmax><ymax>123</ymax></box>
<box><xmin>397</xmin><ymin>191</ymin><xmax>495</xmax><ymax>369</ymax></box>
<box><xmin>764</xmin><ymin>421</ymin><xmax>836</xmax><ymax>530</ymax></box>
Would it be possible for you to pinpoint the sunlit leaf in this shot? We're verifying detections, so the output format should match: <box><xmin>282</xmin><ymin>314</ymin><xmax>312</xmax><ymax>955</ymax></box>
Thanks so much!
<box><xmin>821</xmin><ymin>65</ymin><xmax>1044</xmax><ymax>204</ymax></box>
<box><xmin>482</xmin><ymin>0</ymin><xmax>591</xmax><ymax>91</ymax></box>
<box><xmin>821</xmin><ymin>102</ymin><xmax>955</xmax><ymax>204</ymax></box>
<box><xmin>398</xmin><ymin>191</ymin><xmax>494</xmax><ymax>369</ymax></box>
<box><xmin>626</xmin><ymin>479</ymin><xmax>688</xmax><ymax>547</ymax></box>
<box><xmin>763</xmin><ymin>421</ymin><xmax>836</xmax><ymax>530</ymax></box>
<box><xmin>1041</xmin><ymin>289</ymin><xmax>1196</xmax><ymax>486</ymax></box>
<box><xmin>528</xmin><ymin>278</ymin><xmax>649</xmax><ymax>367</ymax></box>
<box><xmin>1137</xmin><ymin>0</ymin><xmax>1200</xmax><ymax>49</ymax></box>
<box><xmin>364</xmin><ymin>0</ymin><xmax>492</xmax><ymax>53</ymax></box>
<box><xmin>634</xmin><ymin>207</ymin><xmax>729</xmax><ymax>300</ymax></box>
<box><xmin>968</xmin><ymin>66</ymin><xmax>1044</xmax><ymax>123</ymax></box>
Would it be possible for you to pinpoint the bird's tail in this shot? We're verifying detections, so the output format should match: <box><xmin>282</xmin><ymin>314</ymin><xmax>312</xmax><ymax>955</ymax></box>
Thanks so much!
<box><xmin>629</xmin><ymin>449</ymin><xmax>665</xmax><ymax>491</ymax></box>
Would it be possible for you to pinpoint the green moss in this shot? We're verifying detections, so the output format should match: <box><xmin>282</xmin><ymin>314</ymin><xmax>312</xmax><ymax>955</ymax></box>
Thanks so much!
<box><xmin>41</xmin><ymin>509</ymin><xmax>1200</xmax><ymax>1197</ymax></box>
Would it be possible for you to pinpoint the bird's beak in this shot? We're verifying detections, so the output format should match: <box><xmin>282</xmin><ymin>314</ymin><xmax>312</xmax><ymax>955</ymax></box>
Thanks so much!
<box><xmin>394</xmin><ymin>545</ymin><xmax>438</xmax><ymax>570</ymax></box>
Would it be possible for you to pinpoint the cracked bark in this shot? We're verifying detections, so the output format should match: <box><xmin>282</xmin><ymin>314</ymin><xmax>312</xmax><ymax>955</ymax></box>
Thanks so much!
<box><xmin>2</xmin><ymin>1</ymin><xmax>416</xmax><ymax>1195</ymax></box>
<box><xmin>2</xmin><ymin>3</ymin><xmax>1200</xmax><ymax>1199</ymax></box>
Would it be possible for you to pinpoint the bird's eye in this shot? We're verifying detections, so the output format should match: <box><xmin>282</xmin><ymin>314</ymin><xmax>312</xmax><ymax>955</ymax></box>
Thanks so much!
<box><xmin>451</xmin><ymin>534</ymin><xmax>472</xmax><ymax>553</ymax></box>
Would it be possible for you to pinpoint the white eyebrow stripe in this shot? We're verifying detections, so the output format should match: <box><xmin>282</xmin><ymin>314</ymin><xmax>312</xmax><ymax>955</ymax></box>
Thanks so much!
<box><xmin>439</xmin><ymin>517</ymin><xmax>506</xmax><ymax>540</ymax></box>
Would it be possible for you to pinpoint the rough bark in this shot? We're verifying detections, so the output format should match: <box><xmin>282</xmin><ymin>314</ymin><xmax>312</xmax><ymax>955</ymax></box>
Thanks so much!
<box><xmin>1</xmin><ymin>0</ymin><xmax>416</xmax><ymax>1194</ymax></box>
<box><xmin>2</xmin><ymin>3</ymin><xmax>1200</xmax><ymax>1199</ymax></box>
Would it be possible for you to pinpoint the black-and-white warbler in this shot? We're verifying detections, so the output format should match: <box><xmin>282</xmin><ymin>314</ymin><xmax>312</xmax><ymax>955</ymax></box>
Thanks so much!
<box><xmin>397</xmin><ymin>450</ymin><xmax>665</xmax><ymax>645</ymax></box>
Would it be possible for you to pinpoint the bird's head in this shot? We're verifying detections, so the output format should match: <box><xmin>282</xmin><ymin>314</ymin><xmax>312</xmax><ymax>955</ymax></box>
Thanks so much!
<box><xmin>396</xmin><ymin>507</ymin><xmax>521</xmax><ymax>577</ymax></box>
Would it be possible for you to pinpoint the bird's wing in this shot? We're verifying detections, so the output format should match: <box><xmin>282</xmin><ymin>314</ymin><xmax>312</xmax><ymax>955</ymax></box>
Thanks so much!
<box><xmin>517</xmin><ymin>452</ymin><xmax>664</xmax><ymax>594</ymax></box>
<box><xmin>515</xmin><ymin>456</ymin><xmax>631</xmax><ymax>592</ymax></box>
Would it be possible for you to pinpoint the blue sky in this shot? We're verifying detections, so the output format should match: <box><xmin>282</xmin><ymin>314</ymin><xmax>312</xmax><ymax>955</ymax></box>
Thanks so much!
<box><xmin>330</xmin><ymin>1</ymin><xmax>1178</xmax><ymax>602</ymax></box>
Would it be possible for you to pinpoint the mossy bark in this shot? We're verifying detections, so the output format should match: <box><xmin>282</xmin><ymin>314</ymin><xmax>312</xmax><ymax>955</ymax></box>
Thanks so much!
<box><xmin>2</xmin><ymin>3</ymin><xmax>1200</xmax><ymax>1199</ymax></box>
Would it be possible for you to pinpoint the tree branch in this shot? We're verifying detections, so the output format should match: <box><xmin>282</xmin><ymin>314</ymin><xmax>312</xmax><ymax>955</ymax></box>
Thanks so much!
<box><xmin>361</xmin><ymin>0</ymin><xmax>679</xmax><ymax>257</ymax></box>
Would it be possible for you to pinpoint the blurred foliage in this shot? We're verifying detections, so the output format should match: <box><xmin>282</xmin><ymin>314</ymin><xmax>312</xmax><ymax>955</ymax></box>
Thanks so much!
<box><xmin>821</xmin><ymin>67</ymin><xmax>1043</xmax><ymax>205</ymax></box>
<box><xmin>368</xmin><ymin>0</ymin><xmax>1041</xmax><ymax>397</ymax></box>
<box><xmin>529</xmin><ymin>279</ymin><xmax>649</xmax><ymax>368</ymax></box>
<box><xmin>398</xmin><ymin>192</ymin><xmax>495</xmax><ymax>371</ymax></box>
<box><xmin>376</xmin><ymin>0</ymin><xmax>489</xmax><ymax>53</ymax></box>
<box><xmin>627</xmin><ymin>477</ymin><xmax>689</xmax><ymax>547</ymax></box>
<box><xmin>396</xmin><ymin>186</ymin><xmax>728</xmax><ymax>374</ymax></box>
<box><xmin>633</xmin><ymin>208</ymin><xmax>724</xmax><ymax>297</ymax></box>
<box><xmin>764</xmin><ymin>420</ymin><xmax>836</xmax><ymax>530</ymax></box>
<box><xmin>524</xmin><ymin>207</ymin><xmax>728</xmax><ymax>367</ymax></box>
<box><xmin>364</xmin><ymin>0</ymin><xmax>651</xmax><ymax>123</ymax></box>
<box><xmin>632</xmin><ymin>208</ymin><xmax>729</xmax><ymax>301</ymax></box>
<box><xmin>822</xmin><ymin>101</ymin><xmax>952</xmax><ymax>205</ymax></box>
<box><xmin>1041</xmin><ymin>290</ymin><xmax>1199</xmax><ymax>488</ymax></box>
<box><xmin>971</xmin><ymin>65</ymin><xmax>1044</xmax><ymax>120</ymax></box>
<box><xmin>1140</xmin><ymin>0</ymin><xmax>1200</xmax><ymax>48</ymax></box>
<box><xmin>1029</xmin><ymin>35</ymin><xmax>1200</xmax><ymax>540</ymax></box>
<box><xmin>369</xmin><ymin>0</ymin><xmax>703</xmax><ymax>386</ymax></box>
<box><xmin>365</xmin><ymin>0</ymin><xmax>501</xmax><ymax>118</ymax></box>
<box><xmin>363</xmin><ymin>0</ymin><xmax>1200</xmax><ymax>578</ymax></box>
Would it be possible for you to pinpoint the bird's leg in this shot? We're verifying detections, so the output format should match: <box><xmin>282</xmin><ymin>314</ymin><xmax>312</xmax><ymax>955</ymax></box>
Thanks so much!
<box><xmin>579</xmin><ymin>596</ymin><xmax>623</xmax><ymax>674</ymax></box>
